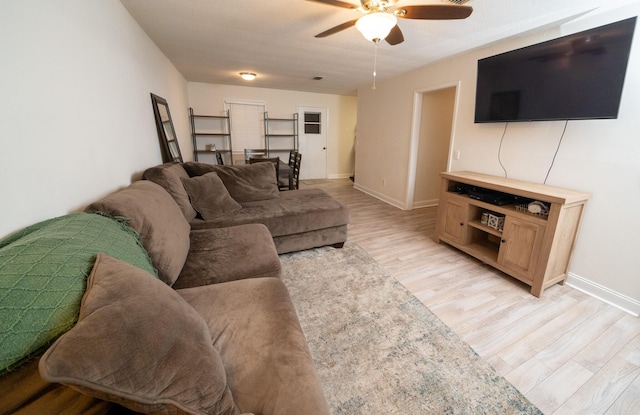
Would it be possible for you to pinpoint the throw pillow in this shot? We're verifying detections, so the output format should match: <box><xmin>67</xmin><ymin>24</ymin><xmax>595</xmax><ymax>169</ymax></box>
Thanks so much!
<box><xmin>85</xmin><ymin>180</ymin><xmax>190</xmax><ymax>286</ymax></box>
<box><xmin>183</xmin><ymin>162</ymin><xmax>280</xmax><ymax>203</ymax></box>
<box><xmin>181</xmin><ymin>173</ymin><xmax>242</xmax><ymax>220</ymax></box>
<box><xmin>38</xmin><ymin>253</ymin><xmax>240</xmax><ymax>415</ymax></box>
<box><xmin>143</xmin><ymin>162</ymin><xmax>198</xmax><ymax>222</ymax></box>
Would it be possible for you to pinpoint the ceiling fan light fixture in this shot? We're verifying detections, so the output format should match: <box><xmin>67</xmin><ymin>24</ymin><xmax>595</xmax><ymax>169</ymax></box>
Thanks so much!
<box><xmin>355</xmin><ymin>12</ymin><xmax>397</xmax><ymax>42</ymax></box>
<box><xmin>239</xmin><ymin>72</ymin><xmax>256</xmax><ymax>81</ymax></box>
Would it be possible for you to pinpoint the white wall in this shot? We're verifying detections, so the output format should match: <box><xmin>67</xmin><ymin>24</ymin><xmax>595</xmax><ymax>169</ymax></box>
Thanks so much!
<box><xmin>355</xmin><ymin>3</ymin><xmax>640</xmax><ymax>313</ymax></box>
<box><xmin>187</xmin><ymin>83</ymin><xmax>358</xmax><ymax>179</ymax></box>
<box><xmin>0</xmin><ymin>0</ymin><xmax>190</xmax><ymax>238</ymax></box>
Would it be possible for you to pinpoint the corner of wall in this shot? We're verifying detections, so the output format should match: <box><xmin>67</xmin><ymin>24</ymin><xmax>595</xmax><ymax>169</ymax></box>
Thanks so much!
<box><xmin>566</xmin><ymin>273</ymin><xmax>640</xmax><ymax>317</ymax></box>
<box><xmin>353</xmin><ymin>182</ymin><xmax>408</xmax><ymax>210</ymax></box>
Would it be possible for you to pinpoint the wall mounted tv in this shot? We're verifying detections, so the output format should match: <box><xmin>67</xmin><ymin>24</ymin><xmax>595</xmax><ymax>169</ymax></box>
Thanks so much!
<box><xmin>474</xmin><ymin>17</ymin><xmax>636</xmax><ymax>123</ymax></box>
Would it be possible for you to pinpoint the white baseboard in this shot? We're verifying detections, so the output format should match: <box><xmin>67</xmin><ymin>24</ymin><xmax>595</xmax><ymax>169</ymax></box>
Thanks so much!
<box><xmin>413</xmin><ymin>198</ymin><xmax>439</xmax><ymax>209</ymax></box>
<box><xmin>566</xmin><ymin>273</ymin><xmax>640</xmax><ymax>317</ymax></box>
<box><xmin>353</xmin><ymin>183</ymin><xmax>407</xmax><ymax>210</ymax></box>
<box><xmin>327</xmin><ymin>173</ymin><xmax>353</xmax><ymax>179</ymax></box>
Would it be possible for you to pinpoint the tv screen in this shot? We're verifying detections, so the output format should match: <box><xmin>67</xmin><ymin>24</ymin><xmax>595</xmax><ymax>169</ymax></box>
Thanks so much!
<box><xmin>474</xmin><ymin>17</ymin><xmax>637</xmax><ymax>123</ymax></box>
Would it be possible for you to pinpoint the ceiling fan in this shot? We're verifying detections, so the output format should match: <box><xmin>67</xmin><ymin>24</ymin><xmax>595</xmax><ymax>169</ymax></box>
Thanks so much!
<box><xmin>308</xmin><ymin>0</ymin><xmax>473</xmax><ymax>45</ymax></box>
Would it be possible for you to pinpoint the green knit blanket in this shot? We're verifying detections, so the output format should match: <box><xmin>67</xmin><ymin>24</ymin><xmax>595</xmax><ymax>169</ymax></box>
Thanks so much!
<box><xmin>0</xmin><ymin>212</ymin><xmax>157</xmax><ymax>374</ymax></box>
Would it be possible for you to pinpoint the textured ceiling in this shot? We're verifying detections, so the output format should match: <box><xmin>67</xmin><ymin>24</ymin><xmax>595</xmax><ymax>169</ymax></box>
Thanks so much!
<box><xmin>120</xmin><ymin>0</ymin><xmax>617</xmax><ymax>96</ymax></box>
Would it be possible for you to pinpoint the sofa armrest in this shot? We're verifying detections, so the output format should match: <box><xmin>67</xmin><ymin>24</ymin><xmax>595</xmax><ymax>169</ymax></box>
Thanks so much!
<box><xmin>173</xmin><ymin>224</ymin><xmax>281</xmax><ymax>289</ymax></box>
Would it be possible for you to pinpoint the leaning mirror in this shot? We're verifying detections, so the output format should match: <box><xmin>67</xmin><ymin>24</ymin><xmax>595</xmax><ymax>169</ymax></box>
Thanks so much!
<box><xmin>150</xmin><ymin>93</ymin><xmax>183</xmax><ymax>163</ymax></box>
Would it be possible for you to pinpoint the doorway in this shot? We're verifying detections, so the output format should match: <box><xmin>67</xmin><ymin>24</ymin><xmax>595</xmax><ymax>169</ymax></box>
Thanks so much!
<box><xmin>406</xmin><ymin>83</ymin><xmax>459</xmax><ymax>209</ymax></box>
<box><xmin>298</xmin><ymin>106</ymin><xmax>328</xmax><ymax>180</ymax></box>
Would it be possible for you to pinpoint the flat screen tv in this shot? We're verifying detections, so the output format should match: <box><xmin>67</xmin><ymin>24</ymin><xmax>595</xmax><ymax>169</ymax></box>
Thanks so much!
<box><xmin>474</xmin><ymin>17</ymin><xmax>637</xmax><ymax>123</ymax></box>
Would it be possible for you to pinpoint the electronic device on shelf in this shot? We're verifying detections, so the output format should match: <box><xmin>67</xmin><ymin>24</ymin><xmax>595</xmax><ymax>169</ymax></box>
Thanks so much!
<box><xmin>467</xmin><ymin>189</ymin><xmax>516</xmax><ymax>206</ymax></box>
<box><xmin>460</xmin><ymin>184</ymin><xmax>517</xmax><ymax>206</ymax></box>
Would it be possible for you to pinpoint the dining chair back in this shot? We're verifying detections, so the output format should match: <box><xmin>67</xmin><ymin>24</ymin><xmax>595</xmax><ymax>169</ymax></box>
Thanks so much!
<box><xmin>279</xmin><ymin>152</ymin><xmax>301</xmax><ymax>191</ymax></box>
<box><xmin>290</xmin><ymin>152</ymin><xmax>302</xmax><ymax>190</ymax></box>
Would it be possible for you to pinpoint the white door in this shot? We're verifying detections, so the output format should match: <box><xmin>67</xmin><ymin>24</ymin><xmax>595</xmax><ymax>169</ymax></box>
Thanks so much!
<box><xmin>298</xmin><ymin>106</ymin><xmax>327</xmax><ymax>180</ymax></box>
<box><xmin>225</xmin><ymin>100</ymin><xmax>265</xmax><ymax>165</ymax></box>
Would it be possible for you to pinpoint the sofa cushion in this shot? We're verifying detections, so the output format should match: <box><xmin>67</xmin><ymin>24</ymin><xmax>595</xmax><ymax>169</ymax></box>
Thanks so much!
<box><xmin>39</xmin><ymin>253</ymin><xmax>240</xmax><ymax>415</ymax></box>
<box><xmin>181</xmin><ymin>173</ymin><xmax>242</xmax><ymax>220</ymax></box>
<box><xmin>85</xmin><ymin>180</ymin><xmax>190</xmax><ymax>286</ymax></box>
<box><xmin>183</xmin><ymin>162</ymin><xmax>279</xmax><ymax>203</ymax></box>
<box><xmin>0</xmin><ymin>213</ymin><xmax>156</xmax><ymax>375</ymax></box>
<box><xmin>143</xmin><ymin>162</ymin><xmax>198</xmax><ymax>222</ymax></box>
<box><xmin>190</xmin><ymin>188</ymin><xmax>350</xmax><ymax>237</ymax></box>
<box><xmin>177</xmin><ymin>278</ymin><xmax>330</xmax><ymax>415</ymax></box>
<box><xmin>173</xmin><ymin>224</ymin><xmax>281</xmax><ymax>289</ymax></box>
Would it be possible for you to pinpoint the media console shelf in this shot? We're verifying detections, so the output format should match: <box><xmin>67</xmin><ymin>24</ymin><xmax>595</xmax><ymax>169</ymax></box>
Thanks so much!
<box><xmin>434</xmin><ymin>171</ymin><xmax>591</xmax><ymax>297</ymax></box>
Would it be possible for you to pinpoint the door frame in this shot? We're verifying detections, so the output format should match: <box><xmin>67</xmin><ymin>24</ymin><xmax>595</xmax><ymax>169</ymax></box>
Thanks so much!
<box><xmin>405</xmin><ymin>81</ymin><xmax>461</xmax><ymax>209</ymax></box>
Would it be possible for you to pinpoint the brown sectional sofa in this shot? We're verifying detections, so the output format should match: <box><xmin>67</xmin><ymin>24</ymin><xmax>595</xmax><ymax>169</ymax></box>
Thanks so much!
<box><xmin>0</xmin><ymin>161</ymin><xmax>347</xmax><ymax>414</ymax></box>
<box><xmin>143</xmin><ymin>162</ymin><xmax>350</xmax><ymax>254</ymax></box>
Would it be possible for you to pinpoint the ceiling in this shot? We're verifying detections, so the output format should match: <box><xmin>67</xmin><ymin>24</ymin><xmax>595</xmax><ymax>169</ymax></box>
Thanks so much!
<box><xmin>120</xmin><ymin>0</ymin><xmax>617</xmax><ymax>96</ymax></box>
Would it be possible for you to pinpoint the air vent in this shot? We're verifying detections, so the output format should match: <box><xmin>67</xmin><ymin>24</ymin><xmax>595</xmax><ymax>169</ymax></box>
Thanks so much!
<box><xmin>446</xmin><ymin>0</ymin><xmax>471</xmax><ymax>4</ymax></box>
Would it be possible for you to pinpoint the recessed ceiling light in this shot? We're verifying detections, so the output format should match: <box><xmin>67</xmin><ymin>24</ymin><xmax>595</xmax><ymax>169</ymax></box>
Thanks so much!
<box><xmin>239</xmin><ymin>72</ymin><xmax>256</xmax><ymax>81</ymax></box>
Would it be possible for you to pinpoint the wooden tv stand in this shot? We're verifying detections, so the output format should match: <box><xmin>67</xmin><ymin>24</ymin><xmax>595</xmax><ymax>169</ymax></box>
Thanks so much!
<box><xmin>434</xmin><ymin>171</ymin><xmax>591</xmax><ymax>297</ymax></box>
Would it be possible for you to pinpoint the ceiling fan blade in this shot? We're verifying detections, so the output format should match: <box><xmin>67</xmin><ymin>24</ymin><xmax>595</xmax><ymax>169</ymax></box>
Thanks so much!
<box><xmin>306</xmin><ymin>0</ymin><xmax>358</xmax><ymax>10</ymax></box>
<box><xmin>315</xmin><ymin>19</ymin><xmax>358</xmax><ymax>38</ymax></box>
<box><xmin>385</xmin><ymin>25</ymin><xmax>404</xmax><ymax>45</ymax></box>
<box><xmin>396</xmin><ymin>5</ymin><xmax>473</xmax><ymax>20</ymax></box>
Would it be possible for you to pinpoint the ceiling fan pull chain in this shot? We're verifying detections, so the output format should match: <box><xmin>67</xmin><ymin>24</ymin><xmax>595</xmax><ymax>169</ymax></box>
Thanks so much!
<box><xmin>372</xmin><ymin>40</ymin><xmax>378</xmax><ymax>90</ymax></box>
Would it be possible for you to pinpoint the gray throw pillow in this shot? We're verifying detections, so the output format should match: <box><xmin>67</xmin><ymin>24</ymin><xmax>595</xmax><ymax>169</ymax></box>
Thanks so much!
<box><xmin>181</xmin><ymin>173</ymin><xmax>242</xmax><ymax>220</ymax></box>
<box><xmin>38</xmin><ymin>253</ymin><xmax>240</xmax><ymax>415</ymax></box>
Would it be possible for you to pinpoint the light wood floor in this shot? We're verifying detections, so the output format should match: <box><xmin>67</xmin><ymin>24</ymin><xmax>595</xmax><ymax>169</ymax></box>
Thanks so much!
<box><xmin>301</xmin><ymin>178</ymin><xmax>640</xmax><ymax>415</ymax></box>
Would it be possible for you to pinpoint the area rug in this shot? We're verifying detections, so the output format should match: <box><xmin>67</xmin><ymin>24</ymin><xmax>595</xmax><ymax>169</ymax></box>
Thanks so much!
<box><xmin>279</xmin><ymin>243</ymin><xmax>542</xmax><ymax>415</ymax></box>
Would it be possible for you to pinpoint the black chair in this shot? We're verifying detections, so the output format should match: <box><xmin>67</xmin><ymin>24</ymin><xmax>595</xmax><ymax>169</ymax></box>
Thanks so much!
<box><xmin>215</xmin><ymin>151</ymin><xmax>224</xmax><ymax>165</ymax></box>
<box><xmin>278</xmin><ymin>150</ymin><xmax>297</xmax><ymax>190</ymax></box>
<box><xmin>279</xmin><ymin>152</ymin><xmax>301</xmax><ymax>191</ymax></box>
<box><xmin>249</xmin><ymin>157</ymin><xmax>279</xmax><ymax>184</ymax></box>
<box><xmin>287</xmin><ymin>149</ymin><xmax>297</xmax><ymax>168</ymax></box>
<box><xmin>290</xmin><ymin>152</ymin><xmax>302</xmax><ymax>190</ymax></box>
